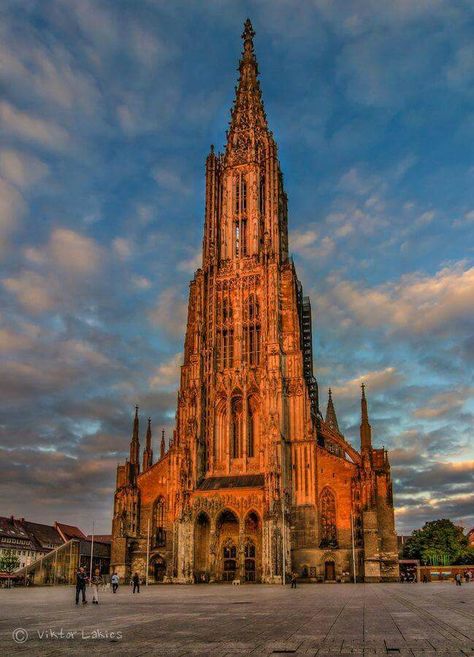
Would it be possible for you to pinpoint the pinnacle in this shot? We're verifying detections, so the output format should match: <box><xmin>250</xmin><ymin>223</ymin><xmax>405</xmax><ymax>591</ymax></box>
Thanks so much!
<box><xmin>226</xmin><ymin>18</ymin><xmax>268</xmax><ymax>152</ymax></box>
<box><xmin>325</xmin><ymin>388</ymin><xmax>340</xmax><ymax>434</ymax></box>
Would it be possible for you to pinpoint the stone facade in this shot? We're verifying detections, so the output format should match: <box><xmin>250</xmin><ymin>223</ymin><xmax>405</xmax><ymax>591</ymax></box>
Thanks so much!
<box><xmin>111</xmin><ymin>20</ymin><xmax>399</xmax><ymax>584</ymax></box>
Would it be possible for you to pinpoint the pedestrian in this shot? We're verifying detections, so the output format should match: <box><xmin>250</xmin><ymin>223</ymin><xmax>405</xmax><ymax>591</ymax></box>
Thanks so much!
<box><xmin>455</xmin><ymin>573</ymin><xmax>462</xmax><ymax>586</ymax></box>
<box><xmin>75</xmin><ymin>566</ymin><xmax>88</xmax><ymax>605</ymax></box>
<box><xmin>91</xmin><ymin>567</ymin><xmax>103</xmax><ymax>604</ymax></box>
<box><xmin>111</xmin><ymin>572</ymin><xmax>119</xmax><ymax>593</ymax></box>
<box><xmin>290</xmin><ymin>572</ymin><xmax>297</xmax><ymax>589</ymax></box>
<box><xmin>132</xmin><ymin>572</ymin><xmax>140</xmax><ymax>594</ymax></box>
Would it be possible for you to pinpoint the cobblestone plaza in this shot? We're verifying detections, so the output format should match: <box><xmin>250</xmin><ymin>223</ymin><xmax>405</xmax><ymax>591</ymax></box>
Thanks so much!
<box><xmin>1</xmin><ymin>583</ymin><xmax>473</xmax><ymax>657</ymax></box>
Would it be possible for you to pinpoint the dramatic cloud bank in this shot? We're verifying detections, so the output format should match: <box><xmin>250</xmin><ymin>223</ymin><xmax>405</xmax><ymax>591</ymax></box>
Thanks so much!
<box><xmin>0</xmin><ymin>0</ymin><xmax>472</xmax><ymax>534</ymax></box>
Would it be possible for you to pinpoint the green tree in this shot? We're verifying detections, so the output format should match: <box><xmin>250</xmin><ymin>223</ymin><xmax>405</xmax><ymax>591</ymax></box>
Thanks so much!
<box><xmin>454</xmin><ymin>547</ymin><xmax>474</xmax><ymax>565</ymax></box>
<box><xmin>403</xmin><ymin>519</ymin><xmax>469</xmax><ymax>565</ymax></box>
<box><xmin>0</xmin><ymin>549</ymin><xmax>20</xmax><ymax>588</ymax></box>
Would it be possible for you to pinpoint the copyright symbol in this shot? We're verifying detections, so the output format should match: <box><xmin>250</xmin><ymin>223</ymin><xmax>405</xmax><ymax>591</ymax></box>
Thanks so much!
<box><xmin>12</xmin><ymin>628</ymin><xmax>28</xmax><ymax>644</ymax></box>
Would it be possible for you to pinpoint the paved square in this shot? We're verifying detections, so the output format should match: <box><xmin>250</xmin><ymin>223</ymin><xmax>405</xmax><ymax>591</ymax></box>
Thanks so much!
<box><xmin>0</xmin><ymin>583</ymin><xmax>473</xmax><ymax>657</ymax></box>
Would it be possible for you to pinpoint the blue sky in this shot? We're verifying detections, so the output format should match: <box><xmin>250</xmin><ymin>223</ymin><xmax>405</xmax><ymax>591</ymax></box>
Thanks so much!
<box><xmin>0</xmin><ymin>0</ymin><xmax>472</xmax><ymax>534</ymax></box>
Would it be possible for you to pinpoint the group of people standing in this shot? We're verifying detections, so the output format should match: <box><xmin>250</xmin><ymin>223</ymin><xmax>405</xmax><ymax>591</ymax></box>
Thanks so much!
<box><xmin>75</xmin><ymin>567</ymin><xmax>141</xmax><ymax>605</ymax></box>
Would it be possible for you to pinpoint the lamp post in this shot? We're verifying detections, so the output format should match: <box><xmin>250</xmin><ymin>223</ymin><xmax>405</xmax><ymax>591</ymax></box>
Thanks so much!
<box><xmin>89</xmin><ymin>521</ymin><xmax>94</xmax><ymax>585</ymax></box>
<box><xmin>282</xmin><ymin>493</ymin><xmax>286</xmax><ymax>585</ymax></box>
<box><xmin>146</xmin><ymin>518</ymin><xmax>150</xmax><ymax>586</ymax></box>
<box><xmin>350</xmin><ymin>512</ymin><xmax>357</xmax><ymax>583</ymax></box>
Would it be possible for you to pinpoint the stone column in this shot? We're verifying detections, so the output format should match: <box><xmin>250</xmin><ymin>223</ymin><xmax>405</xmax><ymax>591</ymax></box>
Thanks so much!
<box><xmin>209</xmin><ymin>517</ymin><xmax>217</xmax><ymax>582</ymax></box>
<box><xmin>238</xmin><ymin>515</ymin><xmax>245</xmax><ymax>582</ymax></box>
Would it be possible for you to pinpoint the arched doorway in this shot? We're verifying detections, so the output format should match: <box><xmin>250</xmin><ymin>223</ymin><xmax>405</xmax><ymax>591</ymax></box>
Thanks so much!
<box><xmin>151</xmin><ymin>554</ymin><xmax>166</xmax><ymax>582</ymax></box>
<box><xmin>244</xmin><ymin>540</ymin><xmax>256</xmax><ymax>581</ymax></box>
<box><xmin>325</xmin><ymin>560</ymin><xmax>336</xmax><ymax>581</ymax></box>
<box><xmin>244</xmin><ymin>510</ymin><xmax>261</xmax><ymax>582</ymax></box>
<box><xmin>194</xmin><ymin>512</ymin><xmax>211</xmax><ymax>581</ymax></box>
<box><xmin>223</xmin><ymin>539</ymin><xmax>237</xmax><ymax>581</ymax></box>
<box><xmin>216</xmin><ymin>509</ymin><xmax>239</xmax><ymax>582</ymax></box>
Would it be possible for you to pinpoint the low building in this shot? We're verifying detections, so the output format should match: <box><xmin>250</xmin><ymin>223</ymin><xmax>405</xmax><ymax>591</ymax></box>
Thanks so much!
<box><xmin>15</xmin><ymin>537</ymin><xmax>111</xmax><ymax>585</ymax></box>
<box><xmin>0</xmin><ymin>516</ymin><xmax>86</xmax><ymax>570</ymax></box>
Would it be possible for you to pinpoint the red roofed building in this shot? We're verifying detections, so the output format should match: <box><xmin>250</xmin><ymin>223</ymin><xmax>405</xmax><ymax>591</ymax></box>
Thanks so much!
<box><xmin>55</xmin><ymin>522</ymin><xmax>86</xmax><ymax>542</ymax></box>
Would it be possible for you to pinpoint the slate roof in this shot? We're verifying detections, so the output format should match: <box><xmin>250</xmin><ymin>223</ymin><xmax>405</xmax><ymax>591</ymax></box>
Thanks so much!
<box><xmin>0</xmin><ymin>516</ymin><xmax>35</xmax><ymax>550</ymax></box>
<box><xmin>23</xmin><ymin>521</ymin><xmax>63</xmax><ymax>550</ymax></box>
<box><xmin>197</xmin><ymin>474</ymin><xmax>264</xmax><ymax>490</ymax></box>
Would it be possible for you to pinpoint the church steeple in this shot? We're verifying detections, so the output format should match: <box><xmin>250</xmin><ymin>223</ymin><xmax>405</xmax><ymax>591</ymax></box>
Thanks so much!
<box><xmin>129</xmin><ymin>405</ymin><xmax>140</xmax><ymax>472</ymax></box>
<box><xmin>142</xmin><ymin>417</ymin><xmax>153</xmax><ymax>471</ymax></box>
<box><xmin>227</xmin><ymin>19</ymin><xmax>267</xmax><ymax>145</ymax></box>
<box><xmin>325</xmin><ymin>388</ymin><xmax>341</xmax><ymax>434</ymax></box>
<box><xmin>360</xmin><ymin>384</ymin><xmax>372</xmax><ymax>452</ymax></box>
<box><xmin>226</xmin><ymin>19</ymin><xmax>270</xmax><ymax>161</ymax></box>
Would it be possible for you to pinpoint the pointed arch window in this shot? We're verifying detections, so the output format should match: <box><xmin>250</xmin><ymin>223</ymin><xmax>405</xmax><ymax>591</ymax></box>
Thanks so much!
<box><xmin>320</xmin><ymin>488</ymin><xmax>337</xmax><ymax>548</ymax></box>
<box><xmin>234</xmin><ymin>222</ymin><xmax>240</xmax><ymax>257</ymax></box>
<box><xmin>152</xmin><ymin>497</ymin><xmax>166</xmax><ymax>548</ymax></box>
<box><xmin>234</xmin><ymin>174</ymin><xmax>247</xmax><ymax>214</ymax></box>
<box><xmin>231</xmin><ymin>396</ymin><xmax>243</xmax><ymax>458</ymax></box>
<box><xmin>217</xmin><ymin>294</ymin><xmax>234</xmax><ymax>370</ymax></box>
<box><xmin>247</xmin><ymin>396</ymin><xmax>258</xmax><ymax>458</ymax></box>
<box><xmin>234</xmin><ymin>173</ymin><xmax>248</xmax><ymax>258</ymax></box>
<box><xmin>215</xmin><ymin>399</ymin><xmax>227</xmax><ymax>461</ymax></box>
<box><xmin>259</xmin><ymin>175</ymin><xmax>265</xmax><ymax>215</ymax></box>
<box><xmin>243</xmin><ymin>294</ymin><xmax>260</xmax><ymax>366</ymax></box>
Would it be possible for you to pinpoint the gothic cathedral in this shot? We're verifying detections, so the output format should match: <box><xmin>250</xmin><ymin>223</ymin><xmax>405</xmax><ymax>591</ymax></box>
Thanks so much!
<box><xmin>111</xmin><ymin>20</ymin><xmax>399</xmax><ymax>584</ymax></box>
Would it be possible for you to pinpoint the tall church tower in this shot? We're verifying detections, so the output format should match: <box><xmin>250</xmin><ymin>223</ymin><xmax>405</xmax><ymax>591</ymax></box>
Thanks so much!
<box><xmin>111</xmin><ymin>20</ymin><xmax>399</xmax><ymax>585</ymax></box>
<box><xmin>173</xmin><ymin>19</ymin><xmax>318</xmax><ymax>582</ymax></box>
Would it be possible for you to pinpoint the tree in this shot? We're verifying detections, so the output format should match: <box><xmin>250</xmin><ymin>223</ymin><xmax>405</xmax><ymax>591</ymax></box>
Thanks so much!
<box><xmin>454</xmin><ymin>547</ymin><xmax>474</xmax><ymax>565</ymax></box>
<box><xmin>403</xmin><ymin>519</ymin><xmax>469</xmax><ymax>565</ymax></box>
<box><xmin>0</xmin><ymin>549</ymin><xmax>20</xmax><ymax>588</ymax></box>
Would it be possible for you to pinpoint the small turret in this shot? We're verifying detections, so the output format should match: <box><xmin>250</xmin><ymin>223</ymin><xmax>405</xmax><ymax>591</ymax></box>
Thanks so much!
<box><xmin>360</xmin><ymin>384</ymin><xmax>372</xmax><ymax>452</ymax></box>
<box><xmin>142</xmin><ymin>417</ymin><xmax>153</xmax><ymax>471</ymax></box>
<box><xmin>160</xmin><ymin>429</ymin><xmax>166</xmax><ymax>459</ymax></box>
<box><xmin>129</xmin><ymin>405</ymin><xmax>140</xmax><ymax>474</ymax></box>
<box><xmin>325</xmin><ymin>388</ymin><xmax>341</xmax><ymax>434</ymax></box>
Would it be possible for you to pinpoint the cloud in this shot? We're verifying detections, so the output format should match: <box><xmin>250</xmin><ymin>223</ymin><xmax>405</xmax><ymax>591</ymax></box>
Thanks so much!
<box><xmin>332</xmin><ymin>367</ymin><xmax>403</xmax><ymax>398</ymax></box>
<box><xmin>149</xmin><ymin>352</ymin><xmax>182</xmax><ymax>390</ymax></box>
<box><xmin>112</xmin><ymin>237</ymin><xmax>134</xmax><ymax>260</ymax></box>
<box><xmin>0</xmin><ymin>101</ymin><xmax>70</xmax><ymax>150</ymax></box>
<box><xmin>290</xmin><ymin>227</ymin><xmax>335</xmax><ymax>259</ymax></box>
<box><xmin>131</xmin><ymin>275</ymin><xmax>152</xmax><ymax>290</ymax></box>
<box><xmin>49</xmin><ymin>228</ymin><xmax>102</xmax><ymax>274</ymax></box>
<box><xmin>322</xmin><ymin>262</ymin><xmax>474</xmax><ymax>336</ymax></box>
<box><xmin>413</xmin><ymin>388</ymin><xmax>473</xmax><ymax>420</ymax></box>
<box><xmin>3</xmin><ymin>229</ymin><xmax>103</xmax><ymax>311</ymax></box>
<box><xmin>177</xmin><ymin>249</ymin><xmax>201</xmax><ymax>273</ymax></box>
<box><xmin>0</xmin><ymin>178</ymin><xmax>25</xmax><ymax>245</ymax></box>
<box><xmin>148</xmin><ymin>287</ymin><xmax>188</xmax><ymax>336</ymax></box>
<box><xmin>0</xmin><ymin>149</ymin><xmax>49</xmax><ymax>189</ymax></box>
<box><xmin>3</xmin><ymin>270</ymin><xmax>56</xmax><ymax>313</ymax></box>
<box><xmin>153</xmin><ymin>165</ymin><xmax>191</xmax><ymax>196</ymax></box>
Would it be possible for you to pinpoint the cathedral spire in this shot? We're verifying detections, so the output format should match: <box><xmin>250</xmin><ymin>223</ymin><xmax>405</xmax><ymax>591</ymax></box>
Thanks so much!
<box><xmin>325</xmin><ymin>388</ymin><xmax>341</xmax><ymax>434</ymax></box>
<box><xmin>142</xmin><ymin>417</ymin><xmax>153</xmax><ymax>471</ymax></box>
<box><xmin>360</xmin><ymin>384</ymin><xmax>372</xmax><ymax>452</ymax></box>
<box><xmin>160</xmin><ymin>429</ymin><xmax>166</xmax><ymax>459</ymax></box>
<box><xmin>227</xmin><ymin>18</ymin><xmax>268</xmax><ymax>152</ymax></box>
<box><xmin>129</xmin><ymin>405</ymin><xmax>140</xmax><ymax>472</ymax></box>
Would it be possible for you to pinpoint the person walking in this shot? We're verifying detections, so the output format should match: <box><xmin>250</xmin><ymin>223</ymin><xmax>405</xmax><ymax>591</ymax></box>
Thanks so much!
<box><xmin>290</xmin><ymin>572</ymin><xmax>297</xmax><ymax>589</ymax></box>
<box><xmin>111</xmin><ymin>572</ymin><xmax>119</xmax><ymax>593</ymax></box>
<box><xmin>75</xmin><ymin>566</ymin><xmax>88</xmax><ymax>605</ymax></box>
<box><xmin>91</xmin><ymin>567</ymin><xmax>103</xmax><ymax>604</ymax></box>
<box><xmin>455</xmin><ymin>573</ymin><xmax>462</xmax><ymax>586</ymax></box>
<box><xmin>132</xmin><ymin>572</ymin><xmax>140</xmax><ymax>594</ymax></box>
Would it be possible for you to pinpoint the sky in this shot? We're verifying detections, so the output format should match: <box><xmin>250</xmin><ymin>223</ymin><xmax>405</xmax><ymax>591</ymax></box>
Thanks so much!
<box><xmin>0</xmin><ymin>0</ymin><xmax>473</xmax><ymax>535</ymax></box>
